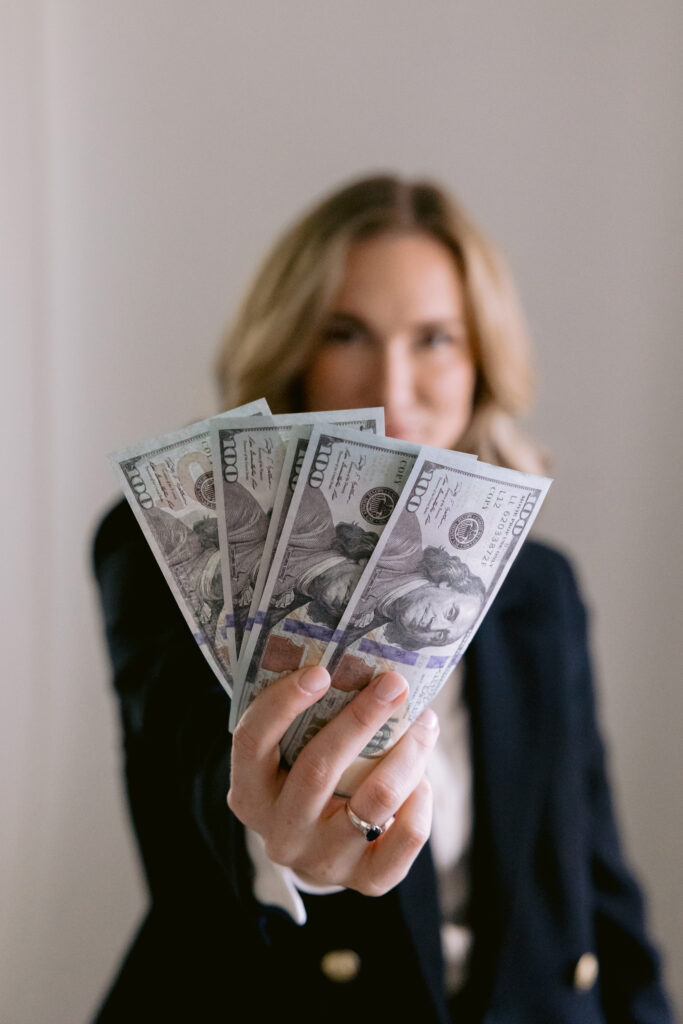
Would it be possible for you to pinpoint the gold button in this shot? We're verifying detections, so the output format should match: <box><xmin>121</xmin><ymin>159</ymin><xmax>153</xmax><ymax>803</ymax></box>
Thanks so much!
<box><xmin>320</xmin><ymin>949</ymin><xmax>361</xmax><ymax>983</ymax></box>
<box><xmin>573</xmin><ymin>952</ymin><xmax>599</xmax><ymax>991</ymax></box>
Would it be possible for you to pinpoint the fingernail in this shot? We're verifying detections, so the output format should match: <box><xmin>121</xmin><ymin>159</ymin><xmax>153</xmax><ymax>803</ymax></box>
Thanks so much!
<box><xmin>374</xmin><ymin>673</ymin><xmax>408</xmax><ymax>704</ymax></box>
<box><xmin>418</xmin><ymin>708</ymin><xmax>438</xmax><ymax>730</ymax></box>
<box><xmin>300</xmin><ymin>666</ymin><xmax>330</xmax><ymax>694</ymax></box>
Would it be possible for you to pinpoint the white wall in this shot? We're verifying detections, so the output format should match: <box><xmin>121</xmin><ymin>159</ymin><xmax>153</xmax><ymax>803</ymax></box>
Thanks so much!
<box><xmin>2</xmin><ymin>2</ymin><xmax>681</xmax><ymax>1020</ymax></box>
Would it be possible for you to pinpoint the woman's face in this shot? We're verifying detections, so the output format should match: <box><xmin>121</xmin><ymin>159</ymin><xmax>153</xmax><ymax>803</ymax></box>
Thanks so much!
<box><xmin>303</xmin><ymin>231</ymin><xmax>477</xmax><ymax>449</ymax></box>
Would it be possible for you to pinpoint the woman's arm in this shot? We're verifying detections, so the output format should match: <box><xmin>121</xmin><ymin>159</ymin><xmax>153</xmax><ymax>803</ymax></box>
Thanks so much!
<box><xmin>93</xmin><ymin>500</ymin><xmax>248</xmax><ymax>901</ymax></box>
<box><xmin>93</xmin><ymin>499</ymin><xmax>438</xmax><ymax>905</ymax></box>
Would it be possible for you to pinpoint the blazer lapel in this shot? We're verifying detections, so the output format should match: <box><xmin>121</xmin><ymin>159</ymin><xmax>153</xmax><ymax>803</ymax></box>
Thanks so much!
<box><xmin>464</xmin><ymin>561</ymin><xmax>560</xmax><ymax>978</ymax></box>
<box><xmin>396</xmin><ymin>543</ymin><xmax>561</xmax><ymax>1017</ymax></box>
<box><xmin>398</xmin><ymin>841</ymin><xmax>453</xmax><ymax>1024</ymax></box>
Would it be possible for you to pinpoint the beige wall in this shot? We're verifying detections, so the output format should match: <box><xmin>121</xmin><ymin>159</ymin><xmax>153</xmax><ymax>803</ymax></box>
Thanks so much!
<box><xmin>2</xmin><ymin>2</ymin><xmax>681</xmax><ymax>1020</ymax></box>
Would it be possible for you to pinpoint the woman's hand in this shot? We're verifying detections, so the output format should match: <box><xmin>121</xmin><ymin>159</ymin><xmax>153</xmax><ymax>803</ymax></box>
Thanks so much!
<box><xmin>228</xmin><ymin>665</ymin><xmax>438</xmax><ymax>896</ymax></box>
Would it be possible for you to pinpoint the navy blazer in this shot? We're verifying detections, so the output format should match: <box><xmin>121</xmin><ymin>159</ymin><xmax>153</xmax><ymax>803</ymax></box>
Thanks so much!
<box><xmin>92</xmin><ymin>499</ymin><xmax>672</xmax><ymax>1023</ymax></box>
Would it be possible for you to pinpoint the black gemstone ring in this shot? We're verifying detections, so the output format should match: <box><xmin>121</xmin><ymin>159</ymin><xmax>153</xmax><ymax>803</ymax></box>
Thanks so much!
<box><xmin>345</xmin><ymin>802</ymin><xmax>395</xmax><ymax>842</ymax></box>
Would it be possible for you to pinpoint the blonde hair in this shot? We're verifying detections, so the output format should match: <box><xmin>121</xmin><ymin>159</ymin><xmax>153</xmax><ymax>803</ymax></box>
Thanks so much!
<box><xmin>216</xmin><ymin>175</ymin><xmax>546</xmax><ymax>474</ymax></box>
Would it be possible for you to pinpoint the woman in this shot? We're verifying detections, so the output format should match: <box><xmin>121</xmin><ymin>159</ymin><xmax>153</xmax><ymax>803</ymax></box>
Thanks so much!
<box><xmin>93</xmin><ymin>176</ymin><xmax>672</xmax><ymax>1022</ymax></box>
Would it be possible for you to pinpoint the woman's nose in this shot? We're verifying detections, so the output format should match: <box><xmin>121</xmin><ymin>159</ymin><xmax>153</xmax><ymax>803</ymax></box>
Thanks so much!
<box><xmin>376</xmin><ymin>341</ymin><xmax>416</xmax><ymax>414</ymax></box>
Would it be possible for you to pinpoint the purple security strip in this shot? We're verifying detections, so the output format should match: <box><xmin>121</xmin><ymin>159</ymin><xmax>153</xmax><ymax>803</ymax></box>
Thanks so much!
<box><xmin>358</xmin><ymin>638</ymin><xmax>419</xmax><ymax>666</ymax></box>
<box><xmin>283</xmin><ymin>620</ymin><xmax>335</xmax><ymax>643</ymax></box>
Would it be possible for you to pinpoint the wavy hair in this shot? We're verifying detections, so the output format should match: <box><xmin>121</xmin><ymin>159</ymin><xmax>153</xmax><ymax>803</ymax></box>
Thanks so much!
<box><xmin>216</xmin><ymin>175</ymin><xmax>546</xmax><ymax>473</ymax></box>
<box><xmin>420</xmin><ymin>546</ymin><xmax>486</xmax><ymax>599</ymax></box>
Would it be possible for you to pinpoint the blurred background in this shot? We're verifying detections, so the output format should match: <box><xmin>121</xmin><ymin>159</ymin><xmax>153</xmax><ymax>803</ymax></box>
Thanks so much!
<box><xmin>2</xmin><ymin>1</ymin><xmax>682</xmax><ymax>1020</ymax></box>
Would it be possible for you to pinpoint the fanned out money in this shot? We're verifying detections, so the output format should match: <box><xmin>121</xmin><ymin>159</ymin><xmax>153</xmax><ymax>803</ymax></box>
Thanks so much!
<box><xmin>110</xmin><ymin>405</ymin><xmax>551</xmax><ymax>792</ymax></box>
<box><xmin>232</xmin><ymin>425</ymin><xmax>422</xmax><ymax>727</ymax></box>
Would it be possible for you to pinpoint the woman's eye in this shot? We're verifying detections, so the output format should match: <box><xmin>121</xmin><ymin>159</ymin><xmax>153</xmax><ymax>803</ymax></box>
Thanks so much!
<box><xmin>320</xmin><ymin>323</ymin><xmax>363</xmax><ymax>345</ymax></box>
<box><xmin>419</xmin><ymin>328</ymin><xmax>466</xmax><ymax>350</ymax></box>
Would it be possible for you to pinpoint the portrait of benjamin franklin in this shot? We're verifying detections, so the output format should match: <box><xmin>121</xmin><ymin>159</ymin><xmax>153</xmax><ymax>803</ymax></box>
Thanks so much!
<box><xmin>145</xmin><ymin>506</ymin><xmax>224</xmax><ymax>639</ymax></box>
<box><xmin>342</xmin><ymin>507</ymin><xmax>486</xmax><ymax>652</ymax></box>
<box><xmin>268</xmin><ymin>485</ymin><xmax>378</xmax><ymax>626</ymax></box>
<box><xmin>220</xmin><ymin>482</ymin><xmax>271</xmax><ymax>646</ymax></box>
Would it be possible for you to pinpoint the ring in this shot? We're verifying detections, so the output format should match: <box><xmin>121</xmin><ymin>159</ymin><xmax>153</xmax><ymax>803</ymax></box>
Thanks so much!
<box><xmin>345</xmin><ymin>802</ymin><xmax>395</xmax><ymax>842</ymax></box>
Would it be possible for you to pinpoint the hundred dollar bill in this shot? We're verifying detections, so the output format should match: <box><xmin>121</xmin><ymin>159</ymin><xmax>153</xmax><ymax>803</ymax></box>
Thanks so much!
<box><xmin>295</xmin><ymin>451</ymin><xmax>552</xmax><ymax>795</ymax></box>
<box><xmin>231</xmin><ymin>427</ymin><xmax>474</xmax><ymax>729</ymax></box>
<box><xmin>209</xmin><ymin>409</ymin><xmax>383</xmax><ymax>671</ymax></box>
<box><xmin>238</xmin><ymin>427</ymin><xmax>311</xmax><ymax>669</ymax></box>
<box><xmin>108</xmin><ymin>398</ymin><xmax>270</xmax><ymax>695</ymax></box>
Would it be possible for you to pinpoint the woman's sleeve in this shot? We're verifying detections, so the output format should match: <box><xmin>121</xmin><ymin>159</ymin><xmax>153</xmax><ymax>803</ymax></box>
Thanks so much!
<box><xmin>561</xmin><ymin>557</ymin><xmax>674</xmax><ymax>1022</ymax></box>
<box><xmin>92</xmin><ymin>500</ymin><xmax>254</xmax><ymax>906</ymax></box>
